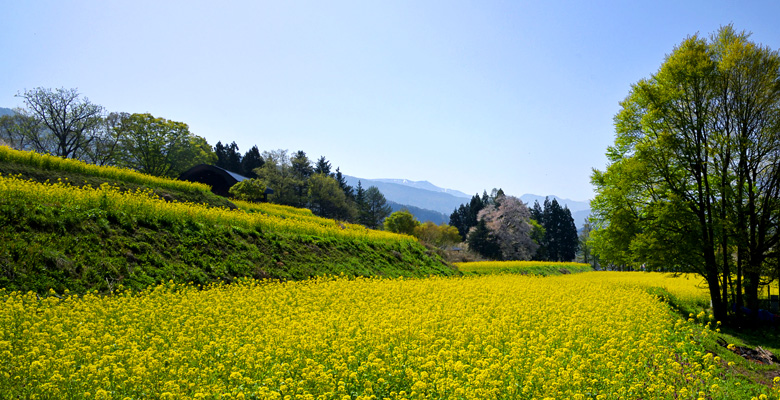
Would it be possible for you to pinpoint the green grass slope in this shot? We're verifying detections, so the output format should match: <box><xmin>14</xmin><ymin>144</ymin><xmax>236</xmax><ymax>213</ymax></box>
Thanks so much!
<box><xmin>0</xmin><ymin>148</ymin><xmax>457</xmax><ymax>294</ymax></box>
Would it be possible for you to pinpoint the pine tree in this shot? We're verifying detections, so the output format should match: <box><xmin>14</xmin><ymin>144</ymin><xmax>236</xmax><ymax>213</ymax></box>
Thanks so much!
<box><xmin>241</xmin><ymin>145</ymin><xmax>264</xmax><ymax>178</ymax></box>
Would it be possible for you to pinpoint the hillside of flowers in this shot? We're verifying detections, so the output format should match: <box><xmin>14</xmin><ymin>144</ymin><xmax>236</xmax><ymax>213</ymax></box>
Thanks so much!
<box><xmin>3</xmin><ymin>273</ymin><xmax>776</xmax><ymax>399</ymax></box>
<box><xmin>0</xmin><ymin>172</ymin><xmax>454</xmax><ymax>294</ymax></box>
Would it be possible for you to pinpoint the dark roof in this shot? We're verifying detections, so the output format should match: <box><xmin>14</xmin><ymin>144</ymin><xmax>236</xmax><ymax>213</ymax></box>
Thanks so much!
<box><xmin>178</xmin><ymin>164</ymin><xmax>250</xmax><ymax>197</ymax></box>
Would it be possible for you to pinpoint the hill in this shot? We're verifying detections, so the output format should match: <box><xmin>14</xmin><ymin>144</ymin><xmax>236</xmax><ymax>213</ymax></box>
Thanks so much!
<box><xmin>345</xmin><ymin>175</ymin><xmax>471</xmax><ymax>215</ymax></box>
<box><xmin>0</xmin><ymin>107</ymin><xmax>13</xmax><ymax>117</ymax></box>
<box><xmin>0</xmin><ymin>147</ymin><xmax>457</xmax><ymax>294</ymax></box>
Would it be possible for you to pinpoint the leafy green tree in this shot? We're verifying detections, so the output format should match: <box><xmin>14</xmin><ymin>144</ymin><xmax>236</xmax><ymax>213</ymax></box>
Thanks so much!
<box><xmin>78</xmin><ymin>112</ymin><xmax>130</xmax><ymax>166</ymax></box>
<box><xmin>308</xmin><ymin>173</ymin><xmax>356</xmax><ymax>220</ymax></box>
<box><xmin>118</xmin><ymin>113</ymin><xmax>215</xmax><ymax>177</ymax></box>
<box><xmin>0</xmin><ymin>112</ymin><xmax>41</xmax><ymax>152</ymax></box>
<box><xmin>16</xmin><ymin>87</ymin><xmax>104</xmax><ymax>158</ymax></box>
<box><xmin>414</xmin><ymin>222</ymin><xmax>461</xmax><ymax>248</ymax></box>
<box><xmin>228</xmin><ymin>178</ymin><xmax>267</xmax><ymax>201</ymax></box>
<box><xmin>256</xmin><ymin>149</ymin><xmax>303</xmax><ymax>207</ymax></box>
<box><xmin>591</xmin><ymin>26</ymin><xmax>780</xmax><ymax>322</ymax></box>
<box><xmin>384</xmin><ymin>210</ymin><xmax>420</xmax><ymax>235</ymax></box>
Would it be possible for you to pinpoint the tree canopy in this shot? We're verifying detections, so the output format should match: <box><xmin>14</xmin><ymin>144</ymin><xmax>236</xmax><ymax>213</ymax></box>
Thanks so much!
<box><xmin>590</xmin><ymin>25</ymin><xmax>780</xmax><ymax>322</ymax></box>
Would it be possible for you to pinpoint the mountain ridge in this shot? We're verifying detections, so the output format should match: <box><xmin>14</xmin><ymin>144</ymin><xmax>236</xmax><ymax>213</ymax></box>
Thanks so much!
<box><xmin>346</xmin><ymin>175</ymin><xmax>591</xmax><ymax>229</ymax></box>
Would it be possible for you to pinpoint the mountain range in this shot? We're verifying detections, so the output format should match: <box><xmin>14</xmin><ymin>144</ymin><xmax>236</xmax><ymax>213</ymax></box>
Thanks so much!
<box><xmin>0</xmin><ymin>107</ymin><xmax>13</xmax><ymax>117</ymax></box>
<box><xmin>346</xmin><ymin>175</ymin><xmax>591</xmax><ymax>230</ymax></box>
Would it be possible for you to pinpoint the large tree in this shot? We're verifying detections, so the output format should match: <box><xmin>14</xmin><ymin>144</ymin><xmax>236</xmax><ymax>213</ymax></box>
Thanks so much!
<box><xmin>308</xmin><ymin>173</ymin><xmax>356</xmax><ymax>221</ymax></box>
<box><xmin>16</xmin><ymin>87</ymin><xmax>104</xmax><ymax>158</ymax></box>
<box><xmin>531</xmin><ymin>198</ymin><xmax>579</xmax><ymax>261</ymax></box>
<box><xmin>474</xmin><ymin>195</ymin><xmax>538</xmax><ymax>261</ymax></box>
<box><xmin>360</xmin><ymin>186</ymin><xmax>392</xmax><ymax>229</ymax></box>
<box><xmin>118</xmin><ymin>113</ymin><xmax>215</xmax><ymax>177</ymax></box>
<box><xmin>591</xmin><ymin>26</ymin><xmax>780</xmax><ymax>322</ymax></box>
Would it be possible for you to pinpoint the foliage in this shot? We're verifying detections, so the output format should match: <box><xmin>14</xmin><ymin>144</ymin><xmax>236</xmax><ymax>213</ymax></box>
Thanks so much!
<box><xmin>359</xmin><ymin>185</ymin><xmax>392</xmax><ymax>229</ymax></box>
<box><xmin>240</xmin><ymin>145</ymin><xmax>264</xmax><ymax>178</ymax></box>
<box><xmin>15</xmin><ymin>87</ymin><xmax>104</xmax><ymax>158</ymax></box>
<box><xmin>228</xmin><ymin>178</ymin><xmax>267</xmax><ymax>201</ymax></box>
<box><xmin>531</xmin><ymin>197</ymin><xmax>579</xmax><ymax>261</ymax></box>
<box><xmin>413</xmin><ymin>222</ymin><xmax>461</xmax><ymax>249</ymax></box>
<box><xmin>2</xmin><ymin>274</ymin><xmax>772</xmax><ymax>399</ymax></box>
<box><xmin>118</xmin><ymin>113</ymin><xmax>216</xmax><ymax>177</ymax></box>
<box><xmin>0</xmin><ymin>172</ymin><xmax>453</xmax><ymax>293</ymax></box>
<box><xmin>590</xmin><ymin>26</ymin><xmax>780</xmax><ymax>322</ymax></box>
<box><xmin>450</xmin><ymin>192</ymin><xmax>488</xmax><ymax>240</ymax></box>
<box><xmin>307</xmin><ymin>173</ymin><xmax>357</xmax><ymax>221</ymax></box>
<box><xmin>384</xmin><ymin>210</ymin><xmax>420</xmax><ymax>235</ymax></box>
<box><xmin>475</xmin><ymin>194</ymin><xmax>538</xmax><ymax>261</ymax></box>
<box><xmin>466</xmin><ymin>219</ymin><xmax>502</xmax><ymax>260</ymax></box>
<box><xmin>214</xmin><ymin>140</ymin><xmax>243</xmax><ymax>174</ymax></box>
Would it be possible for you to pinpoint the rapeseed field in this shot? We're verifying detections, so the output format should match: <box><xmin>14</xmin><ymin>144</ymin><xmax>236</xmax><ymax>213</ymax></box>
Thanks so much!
<box><xmin>3</xmin><ymin>273</ymin><xmax>776</xmax><ymax>399</ymax></box>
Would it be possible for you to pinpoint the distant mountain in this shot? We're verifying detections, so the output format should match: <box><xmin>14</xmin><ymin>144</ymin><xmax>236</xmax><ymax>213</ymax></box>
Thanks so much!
<box><xmin>0</xmin><ymin>107</ymin><xmax>13</xmax><ymax>117</ymax></box>
<box><xmin>344</xmin><ymin>175</ymin><xmax>592</xmax><ymax>230</ymax></box>
<box><xmin>373</xmin><ymin>179</ymin><xmax>471</xmax><ymax>199</ymax></box>
<box><xmin>387</xmin><ymin>201</ymin><xmax>449</xmax><ymax>225</ymax></box>
<box><xmin>519</xmin><ymin>194</ymin><xmax>590</xmax><ymax>213</ymax></box>
<box><xmin>344</xmin><ymin>175</ymin><xmax>467</xmax><ymax>215</ymax></box>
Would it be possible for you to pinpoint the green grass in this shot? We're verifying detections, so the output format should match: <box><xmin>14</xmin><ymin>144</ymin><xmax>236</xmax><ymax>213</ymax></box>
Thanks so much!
<box><xmin>455</xmin><ymin>260</ymin><xmax>593</xmax><ymax>276</ymax></box>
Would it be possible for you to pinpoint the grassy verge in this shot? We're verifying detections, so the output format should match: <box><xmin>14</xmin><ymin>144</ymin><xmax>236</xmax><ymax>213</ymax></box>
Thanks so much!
<box><xmin>454</xmin><ymin>260</ymin><xmax>592</xmax><ymax>276</ymax></box>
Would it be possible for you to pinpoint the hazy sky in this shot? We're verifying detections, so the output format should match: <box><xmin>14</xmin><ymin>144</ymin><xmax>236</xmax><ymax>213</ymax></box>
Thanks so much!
<box><xmin>3</xmin><ymin>1</ymin><xmax>779</xmax><ymax>201</ymax></box>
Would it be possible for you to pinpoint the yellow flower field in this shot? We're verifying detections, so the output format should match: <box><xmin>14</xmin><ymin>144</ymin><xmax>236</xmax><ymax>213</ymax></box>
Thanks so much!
<box><xmin>455</xmin><ymin>261</ymin><xmax>592</xmax><ymax>275</ymax></box>
<box><xmin>0</xmin><ymin>173</ymin><xmax>411</xmax><ymax>243</ymax></box>
<box><xmin>2</xmin><ymin>273</ymin><xmax>773</xmax><ymax>399</ymax></box>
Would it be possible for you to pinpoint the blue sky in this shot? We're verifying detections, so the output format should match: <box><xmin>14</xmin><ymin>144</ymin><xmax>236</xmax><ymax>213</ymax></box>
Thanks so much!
<box><xmin>2</xmin><ymin>1</ymin><xmax>779</xmax><ymax>202</ymax></box>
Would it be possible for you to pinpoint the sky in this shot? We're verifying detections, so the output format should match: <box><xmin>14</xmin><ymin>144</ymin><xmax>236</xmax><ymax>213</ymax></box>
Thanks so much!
<box><xmin>2</xmin><ymin>1</ymin><xmax>780</xmax><ymax>202</ymax></box>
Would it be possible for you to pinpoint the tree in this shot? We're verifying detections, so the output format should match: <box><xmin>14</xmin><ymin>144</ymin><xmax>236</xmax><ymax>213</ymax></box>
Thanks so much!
<box><xmin>308</xmin><ymin>173</ymin><xmax>356</xmax><ymax>220</ymax></box>
<box><xmin>16</xmin><ymin>87</ymin><xmax>104</xmax><ymax>158</ymax></box>
<box><xmin>449</xmin><ymin>193</ymin><xmax>486</xmax><ymax>241</ymax></box>
<box><xmin>78</xmin><ymin>112</ymin><xmax>129</xmax><ymax>166</ymax></box>
<box><xmin>476</xmin><ymin>195</ymin><xmax>538</xmax><ymax>261</ymax></box>
<box><xmin>0</xmin><ymin>112</ymin><xmax>41</xmax><ymax>152</ymax></box>
<box><xmin>384</xmin><ymin>210</ymin><xmax>420</xmax><ymax>235</ymax></box>
<box><xmin>118</xmin><ymin>113</ymin><xmax>216</xmax><ymax>177</ymax></box>
<box><xmin>360</xmin><ymin>186</ymin><xmax>392</xmax><ymax>229</ymax></box>
<box><xmin>467</xmin><ymin>220</ymin><xmax>502</xmax><ymax>260</ymax></box>
<box><xmin>334</xmin><ymin>167</ymin><xmax>354</xmax><ymax>201</ymax></box>
<box><xmin>214</xmin><ymin>141</ymin><xmax>242</xmax><ymax>174</ymax></box>
<box><xmin>256</xmin><ymin>149</ymin><xmax>302</xmax><ymax>207</ymax></box>
<box><xmin>532</xmin><ymin>198</ymin><xmax>579</xmax><ymax>261</ymax></box>
<box><xmin>576</xmin><ymin>219</ymin><xmax>600</xmax><ymax>269</ymax></box>
<box><xmin>228</xmin><ymin>178</ymin><xmax>267</xmax><ymax>201</ymax></box>
<box><xmin>591</xmin><ymin>26</ymin><xmax>780</xmax><ymax>322</ymax></box>
<box><xmin>414</xmin><ymin>222</ymin><xmax>461</xmax><ymax>248</ymax></box>
<box><xmin>314</xmin><ymin>156</ymin><xmax>332</xmax><ymax>176</ymax></box>
<box><xmin>241</xmin><ymin>145</ymin><xmax>264</xmax><ymax>178</ymax></box>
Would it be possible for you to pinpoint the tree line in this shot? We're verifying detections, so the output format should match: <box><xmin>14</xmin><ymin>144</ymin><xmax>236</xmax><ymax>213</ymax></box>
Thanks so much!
<box><xmin>0</xmin><ymin>87</ymin><xmax>394</xmax><ymax>229</ymax></box>
<box><xmin>590</xmin><ymin>25</ymin><xmax>780</xmax><ymax>323</ymax></box>
<box><xmin>449</xmin><ymin>190</ymin><xmax>579</xmax><ymax>262</ymax></box>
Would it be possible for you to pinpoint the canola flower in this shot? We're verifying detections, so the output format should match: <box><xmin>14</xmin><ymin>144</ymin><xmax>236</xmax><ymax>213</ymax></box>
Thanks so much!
<box><xmin>0</xmin><ymin>145</ymin><xmax>210</xmax><ymax>194</ymax></box>
<box><xmin>3</xmin><ymin>273</ymin><xmax>775</xmax><ymax>399</ymax></box>
<box><xmin>455</xmin><ymin>261</ymin><xmax>592</xmax><ymax>275</ymax></box>
<box><xmin>0</xmin><ymin>173</ymin><xmax>412</xmax><ymax>243</ymax></box>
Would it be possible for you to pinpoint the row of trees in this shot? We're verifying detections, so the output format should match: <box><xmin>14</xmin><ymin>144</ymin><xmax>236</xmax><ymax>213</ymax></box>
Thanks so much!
<box><xmin>226</xmin><ymin>148</ymin><xmax>394</xmax><ymax>228</ymax></box>
<box><xmin>383</xmin><ymin>210</ymin><xmax>462</xmax><ymax>248</ymax></box>
<box><xmin>0</xmin><ymin>87</ymin><xmax>398</xmax><ymax>230</ymax></box>
<box><xmin>590</xmin><ymin>26</ymin><xmax>780</xmax><ymax>322</ymax></box>
<box><xmin>0</xmin><ymin>88</ymin><xmax>216</xmax><ymax>177</ymax></box>
<box><xmin>449</xmin><ymin>191</ymin><xmax>579</xmax><ymax>261</ymax></box>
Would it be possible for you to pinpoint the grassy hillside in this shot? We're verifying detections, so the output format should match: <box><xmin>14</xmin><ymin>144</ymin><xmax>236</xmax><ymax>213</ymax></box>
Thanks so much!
<box><xmin>0</xmin><ymin>147</ymin><xmax>456</xmax><ymax>294</ymax></box>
